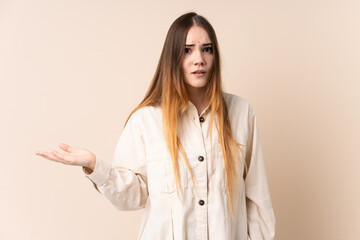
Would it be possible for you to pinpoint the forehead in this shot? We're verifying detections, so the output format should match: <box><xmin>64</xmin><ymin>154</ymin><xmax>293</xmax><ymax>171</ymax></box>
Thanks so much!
<box><xmin>185</xmin><ymin>26</ymin><xmax>211</xmax><ymax>44</ymax></box>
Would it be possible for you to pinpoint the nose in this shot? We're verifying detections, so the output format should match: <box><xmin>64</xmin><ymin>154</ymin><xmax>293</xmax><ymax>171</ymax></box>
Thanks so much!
<box><xmin>193</xmin><ymin>50</ymin><xmax>205</xmax><ymax>66</ymax></box>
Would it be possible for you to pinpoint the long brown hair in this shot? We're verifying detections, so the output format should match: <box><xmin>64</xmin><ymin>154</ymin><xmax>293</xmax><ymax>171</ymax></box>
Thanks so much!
<box><xmin>125</xmin><ymin>12</ymin><xmax>246</xmax><ymax>215</ymax></box>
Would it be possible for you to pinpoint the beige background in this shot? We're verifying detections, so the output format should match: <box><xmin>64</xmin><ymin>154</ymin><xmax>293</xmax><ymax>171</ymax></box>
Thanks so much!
<box><xmin>1</xmin><ymin>0</ymin><xmax>359</xmax><ymax>239</ymax></box>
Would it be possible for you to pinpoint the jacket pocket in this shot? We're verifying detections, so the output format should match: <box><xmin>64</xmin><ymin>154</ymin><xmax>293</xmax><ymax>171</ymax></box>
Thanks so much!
<box><xmin>146</xmin><ymin>143</ymin><xmax>188</xmax><ymax>195</ymax></box>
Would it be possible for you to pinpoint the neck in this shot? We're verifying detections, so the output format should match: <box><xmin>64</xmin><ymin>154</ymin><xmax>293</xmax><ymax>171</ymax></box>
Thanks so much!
<box><xmin>186</xmin><ymin>85</ymin><xmax>208</xmax><ymax>115</ymax></box>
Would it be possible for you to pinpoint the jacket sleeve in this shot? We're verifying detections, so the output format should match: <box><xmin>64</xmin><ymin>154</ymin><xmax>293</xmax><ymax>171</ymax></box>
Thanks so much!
<box><xmin>245</xmin><ymin>113</ymin><xmax>275</xmax><ymax>240</ymax></box>
<box><xmin>83</xmin><ymin>112</ymin><xmax>148</xmax><ymax>211</ymax></box>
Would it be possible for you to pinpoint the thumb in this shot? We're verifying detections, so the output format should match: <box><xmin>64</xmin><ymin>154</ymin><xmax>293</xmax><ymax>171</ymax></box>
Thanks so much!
<box><xmin>59</xmin><ymin>143</ymin><xmax>73</xmax><ymax>153</ymax></box>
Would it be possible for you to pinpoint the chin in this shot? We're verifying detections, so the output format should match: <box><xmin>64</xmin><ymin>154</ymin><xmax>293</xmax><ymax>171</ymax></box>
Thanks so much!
<box><xmin>185</xmin><ymin>82</ymin><xmax>208</xmax><ymax>89</ymax></box>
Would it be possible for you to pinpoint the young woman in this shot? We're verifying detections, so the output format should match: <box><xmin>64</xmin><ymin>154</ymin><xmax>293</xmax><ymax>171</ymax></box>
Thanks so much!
<box><xmin>36</xmin><ymin>12</ymin><xmax>275</xmax><ymax>240</ymax></box>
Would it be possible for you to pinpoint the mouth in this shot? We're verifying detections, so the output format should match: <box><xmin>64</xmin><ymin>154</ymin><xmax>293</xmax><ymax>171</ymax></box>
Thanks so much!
<box><xmin>191</xmin><ymin>70</ymin><xmax>206</xmax><ymax>77</ymax></box>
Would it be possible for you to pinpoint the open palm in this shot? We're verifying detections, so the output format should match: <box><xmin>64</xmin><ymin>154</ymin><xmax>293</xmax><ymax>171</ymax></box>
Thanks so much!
<box><xmin>35</xmin><ymin>143</ymin><xmax>96</xmax><ymax>171</ymax></box>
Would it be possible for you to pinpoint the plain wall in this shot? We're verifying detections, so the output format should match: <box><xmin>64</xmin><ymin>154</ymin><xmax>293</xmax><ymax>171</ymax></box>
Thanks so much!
<box><xmin>1</xmin><ymin>0</ymin><xmax>359</xmax><ymax>239</ymax></box>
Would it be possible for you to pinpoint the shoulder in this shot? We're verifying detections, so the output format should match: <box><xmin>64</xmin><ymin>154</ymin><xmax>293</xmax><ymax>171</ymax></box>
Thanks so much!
<box><xmin>125</xmin><ymin>105</ymin><xmax>162</xmax><ymax>130</ymax></box>
<box><xmin>129</xmin><ymin>105</ymin><xmax>161</xmax><ymax>120</ymax></box>
<box><xmin>222</xmin><ymin>92</ymin><xmax>255</xmax><ymax>118</ymax></box>
<box><xmin>223</xmin><ymin>92</ymin><xmax>250</xmax><ymax>106</ymax></box>
<box><xmin>222</xmin><ymin>93</ymin><xmax>259</xmax><ymax>144</ymax></box>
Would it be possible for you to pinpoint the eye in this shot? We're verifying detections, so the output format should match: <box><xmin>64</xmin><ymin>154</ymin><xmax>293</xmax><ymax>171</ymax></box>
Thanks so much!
<box><xmin>184</xmin><ymin>48</ymin><xmax>191</xmax><ymax>53</ymax></box>
<box><xmin>203</xmin><ymin>47</ymin><xmax>213</xmax><ymax>53</ymax></box>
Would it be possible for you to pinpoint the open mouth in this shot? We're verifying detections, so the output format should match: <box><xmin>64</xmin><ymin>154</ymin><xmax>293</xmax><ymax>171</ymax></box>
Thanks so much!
<box><xmin>191</xmin><ymin>70</ymin><xmax>206</xmax><ymax>77</ymax></box>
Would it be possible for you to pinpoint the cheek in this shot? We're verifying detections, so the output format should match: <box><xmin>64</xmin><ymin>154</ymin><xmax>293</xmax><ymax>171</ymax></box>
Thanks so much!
<box><xmin>182</xmin><ymin>59</ymin><xmax>190</xmax><ymax>73</ymax></box>
<box><xmin>207</xmin><ymin>56</ymin><xmax>214</xmax><ymax>67</ymax></box>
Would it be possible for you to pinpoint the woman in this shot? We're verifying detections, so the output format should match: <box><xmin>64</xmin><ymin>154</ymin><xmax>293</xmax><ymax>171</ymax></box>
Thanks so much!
<box><xmin>36</xmin><ymin>12</ymin><xmax>275</xmax><ymax>239</ymax></box>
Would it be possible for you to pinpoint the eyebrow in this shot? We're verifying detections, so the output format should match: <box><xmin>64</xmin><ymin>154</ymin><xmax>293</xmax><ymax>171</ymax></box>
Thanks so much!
<box><xmin>185</xmin><ymin>43</ymin><xmax>213</xmax><ymax>47</ymax></box>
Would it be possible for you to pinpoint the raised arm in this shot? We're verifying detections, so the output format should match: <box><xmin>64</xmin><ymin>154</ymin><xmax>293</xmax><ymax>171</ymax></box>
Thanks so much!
<box><xmin>36</xmin><ymin>111</ymin><xmax>149</xmax><ymax>211</ymax></box>
<box><xmin>83</xmin><ymin>112</ymin><xmax>149</xmax><ymax>211</ymax></box>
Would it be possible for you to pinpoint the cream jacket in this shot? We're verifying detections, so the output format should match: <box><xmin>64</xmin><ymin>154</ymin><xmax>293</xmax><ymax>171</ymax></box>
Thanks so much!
<box><xmin>84</xmin><ymin>93</ymin><xmax>275</xmax><ymax>240</ymax></box>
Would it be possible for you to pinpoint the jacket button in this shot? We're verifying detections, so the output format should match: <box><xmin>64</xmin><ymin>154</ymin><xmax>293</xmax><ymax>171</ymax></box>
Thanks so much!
<box><xmin>198</xmin><ymin>156</ymin><xmax>204</xmax><ymax>162</ymax></box>
<box><xmin>199</xmin><ymin>116</ymin><xmax>205</xmax><ymax>123</ymax></box>
<box><xmin>199</xmin><ymin>200</ymin><xmax>205</xmax><ymax>206</ymax></box>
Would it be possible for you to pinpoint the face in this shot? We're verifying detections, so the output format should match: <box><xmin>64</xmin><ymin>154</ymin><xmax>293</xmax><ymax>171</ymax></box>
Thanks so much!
<box><xmin>182</xmin><ymin>26</ymin><xmax>214</xmax><ymax>91</ymax></box>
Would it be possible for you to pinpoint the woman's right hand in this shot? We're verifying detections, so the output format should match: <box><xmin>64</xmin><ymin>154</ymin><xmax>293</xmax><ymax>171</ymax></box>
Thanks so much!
<box><xmin>35</xmin><ymin>143</ymin><xmax>96</xmax><ymax>173</ymax></box>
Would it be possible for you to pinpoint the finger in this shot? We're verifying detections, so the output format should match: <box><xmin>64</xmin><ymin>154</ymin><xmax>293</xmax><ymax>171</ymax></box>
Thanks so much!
<box><xmin>59</xmin><ymin>143</ymin><xmax>73</xmax><ymax>153</ymax></box>
<box><xmin>36</xmin><ymin>151</ymin><xmax>67</xmax><ymax>164</ymax></box>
